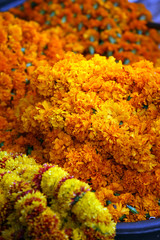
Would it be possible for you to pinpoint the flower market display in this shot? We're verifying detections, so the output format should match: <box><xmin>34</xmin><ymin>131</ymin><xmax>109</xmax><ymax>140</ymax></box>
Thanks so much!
<box><xmin>0</xmin><ymin>0</ymin><xmax>160</xmax><ymax>239</ymax></box>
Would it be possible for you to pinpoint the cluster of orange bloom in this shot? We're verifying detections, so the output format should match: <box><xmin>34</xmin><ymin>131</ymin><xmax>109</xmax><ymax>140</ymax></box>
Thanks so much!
<box><xmin>0</xmin><ymin>0</ymin><xmax>160</xmax><ymax>238</ymax></box>
<box><xmin>10</xmin><ymin>0</ymin><xmax>160</xmax><ymax>64</ymax></box>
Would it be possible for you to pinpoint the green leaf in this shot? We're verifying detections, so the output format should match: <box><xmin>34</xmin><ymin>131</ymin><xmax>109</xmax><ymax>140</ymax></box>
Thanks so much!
<box><xmin>108</xmin><ymin>36</ymin><xmax>116</xmax><ymax>44</ymax></box>
<box><xmin>45</xmin><ymin>20</ymin><xmax>51</xmax><ymax>25</ymax></box>
<box><xmin>20</xmin><ymin>6</ymin><xmax>24</xmax><ymax>11</ymax></box>
<box><xmin>0</xmin><ymin>142</ymin><xmax>4</xmax><ymax>147</ymax></box>
<box><xmin>50</xmin><ymin>11</ymin><xmax>55</xmax><ymax>17</ymax></box>
<box><xmin>61</xmin><ymin>16</ymin><xmax>67</xmax><ymax>23</ymax></box>
<box><xmin>26</xmin><ymin>146</ymin><xmax>33</xmax><ymax>155</ymax></box>
<box><xmin>40</xmin><ymin>9</ymin><xmax>46</xmax><ymax>15</ymax></box>
<box><xmin>5</xmin><ymin>129</ymin><xmax>12</xmax><ymax>132</ymax></box>
<box><xmin>106</xmin><ymin>200</ymin><xmax>112</xmax><ymax>206</ymax></box>
<box><xmin>143</xmin><ymin>104</ymin><xmax>148</xmax><ymax>109</ymax></box>
<box><xmin>119</xmin><ymin>121</ymin><xmax>123</xmax><ymax>126</ymax></box>
<box><xmin>114</xmin><ymin>192</ymin><xmax>120</xmax><ymax>196</ymax></box>
<box><xmin>30</xmin><ymin>2</ymin><xmax>38</xmax><ymax>8</ymax></box>
<box><xmin>92</xmin><ymin>108</ymin><xmax>97</xmax><ymax>114</ymax></box>
<box><xmin>127</xmin><ymin>95</ymin><xmax>132</xmax><ymax>101</ymax></box>
<box><xmin>123</xmin><ymin>59</ymin><xmax>130</xmax><ymax>65</ymax></box>
<box><xmin>127</xmin><ymin>205</ymin><xmax>139</xmax><ymax>214</ymax></box>
<box><xmin>71</xmin><ymin>192</ymin><xmax>86</xmax><ymax>206</ymax></box>
<box><xmin>21</xmin><ymin>47</ymin><xmax>25</xmax><ymax>53</ymax></box>
<box><xmin>44</xmin><ymin>45</ymin><xmax>48</xmax><ymax>50</ymax></box>
<box><xmin>26</xmin><ymin>62</ymin><xmax>32</xmax><ymax>68</ymax></box>
<box><xmin>146</xmin><ymin>212</ymin><xmax>150</xmax><ymax>219</ymax></box>
<box><xmin>89</xmin><ymin>46</ymin><xmax>95</xmax><ymax>55</ymax></box>
<box><xmin>25</xmin><ymin>79</ymin><xmax>30</xmax><ymax>85</ymax></box>
<box><xmin>119</xmin><ymin>214</ymin><xmax>126</xmax><ymax>222</ymax></box>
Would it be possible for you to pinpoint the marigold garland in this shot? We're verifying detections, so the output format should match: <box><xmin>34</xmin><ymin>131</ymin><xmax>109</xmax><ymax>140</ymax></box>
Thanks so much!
<box><xmin>0</xmin><ymin>151</ymin><xmax>115</xmax><ymax>240</ymax></box>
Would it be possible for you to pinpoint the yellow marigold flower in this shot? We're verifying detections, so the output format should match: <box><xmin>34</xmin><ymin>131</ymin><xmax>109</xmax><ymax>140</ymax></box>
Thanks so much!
<box><xmin>31</xmin><ymin>64</ymin><xmax>56</xmax><ymax>97</ymax></box>
<box><xmin>49</xmin><ymin>108</ymin><xmax>66</xmax><ymax>129</ymax></box>
<box><xmin>2</xmin><ymin>227</ymin><xmax>20</xmax><ymax>240</ymax></box>
<box><xmin>26</xmin><ymin>207</ymin><xmax>69</xmax><ymax>240</ymax></box>
<box><xmin>57</xmin><ymin>178</ymin><xmax>91</xmax><ymax>212</ymax></box>
<box><xmin>4</xmin><ymin>153</ymin><xmax>36</xmax><ymax>171</ymax></box>
<box><xmin>0</xmin><ymin>72</ymin><xmax>13</xmax><ymax>106</ymax></box>
<box><xmin>41</xmin><ymin>166</ymin><xmax>70</xmax><ymax>198</ymax></box>
<box><xmin>0</xmin><ymin>191</ymin><xmax>8</xmax><ymax>225</ymax></box>
<box><xmin>86</xmin><ymin>221</ymin><xmax>116</xmax><ymax>239</ymax></box>
<box><xmin>65</xmin><ymin>112</ymin><xmax>91</xmax><ymax>141</ymax></box>
<box><xmin>72</xmin><ymin>191</ymin><xmax>116</xmax><ymax>235</ymax></box>
<box><xmin>0</xmin><ymin>172</ymin><xmax>21</xmax><ymax>194</ymax></box>
<box><xmin>14</xmin><ymin>164</ymin><xmax>40</xmax><ymax>183</ymax></box>
<box><xmin>72</xmin><ymin>228</ymin><xmax>87</xmax><ymax>240</ymax></box>
<box><xmin>14</xmin><ymin>191</ymin><xmax>47</xmax><ymax>225</ymax></box>
<box><xmin>72</xmin><ymin>191</ymin><xmax>112</xmax><ymax>223</ymax></box>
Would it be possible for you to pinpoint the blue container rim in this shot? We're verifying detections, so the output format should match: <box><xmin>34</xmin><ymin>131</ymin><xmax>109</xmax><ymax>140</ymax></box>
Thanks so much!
<box><xmin>116</xmin><ymin>218</ymin><xmax>160</xmax><ymax>235</ymax></box>
<box><xmin>0</xmin><ymin>0</ymin><xmax>26</xmax><ymax>12</ymax></box>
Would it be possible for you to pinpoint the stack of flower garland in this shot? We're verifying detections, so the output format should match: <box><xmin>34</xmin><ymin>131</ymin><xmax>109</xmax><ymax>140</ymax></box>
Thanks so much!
<box><xmin>0</xmin><ymin>151</ymin><xmax>116</xmax><ymax>239</ymax></box>
<box><xmin>10</xmin><ymin>0</ymin><xmax>160</xmax><ymax>65</ymax></box>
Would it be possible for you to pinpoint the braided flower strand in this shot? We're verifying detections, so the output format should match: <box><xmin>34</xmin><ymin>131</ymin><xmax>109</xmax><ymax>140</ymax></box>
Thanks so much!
<box><xmin>0</xmin><ymin>151</ymin><xmax>116</xmax><ymax>240</ymax></box>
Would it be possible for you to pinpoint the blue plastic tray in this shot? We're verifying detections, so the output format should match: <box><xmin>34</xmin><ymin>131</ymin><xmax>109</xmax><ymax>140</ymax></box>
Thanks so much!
<box><xmin>116</xmin><ymin>219</ymin><xmax>160</xmax><ymax>239</ymax></box>
<box><xmin>0</xmin><ymin>0</ymin><xmax>26</xmax><ymax>11</ymax></box>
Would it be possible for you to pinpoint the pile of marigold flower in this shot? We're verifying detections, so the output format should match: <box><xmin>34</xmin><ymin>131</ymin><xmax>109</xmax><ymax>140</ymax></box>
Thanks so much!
<box><xmin>0</xmin><ymin>0</ymin><xmax>160</xmax><ymax>238</ymax></box>
<box><xmin>0</xmin><ymin>10</ymin><xmax>65</xmax><ymax>108</ymax></box>
<box><xmin>1</xmin><ymin>50</ymin><xmax>160</xmax><ymax>224</ymax></box>
<box><xmin>10</xmin><ymin>0</ymin><xmax>160</xmax><ymax>64</ymax></box>
<box><xmin>0</xmin><ymin>151</ymin><xmax>116</xmax><ymax>239</ymax></box>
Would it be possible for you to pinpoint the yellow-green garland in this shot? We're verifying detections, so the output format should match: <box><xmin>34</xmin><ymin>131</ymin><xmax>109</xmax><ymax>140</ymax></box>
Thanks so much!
<box><xmin>0</xmin><ymin>151</ymin><xmax>116</xmax><ymax>240</ymax></box>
